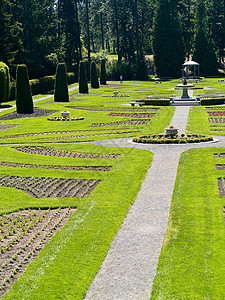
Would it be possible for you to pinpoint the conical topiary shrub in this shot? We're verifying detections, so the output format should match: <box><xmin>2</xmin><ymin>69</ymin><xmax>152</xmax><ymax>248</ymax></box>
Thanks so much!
<box><xmin>91</xmin><ymin>61</ymin><xmax>99</xmax><ymax>88</ymax></box>
<box><xmin>100</xmin><ymin>59</ymin><xmax>107</xmax><ymax>85</ymax></box>
<box><xmin>79</xmin><ymin>61</ymin><xmax>88</xmax><ymax>94</ymax></box>
<box><xmin>54</xmin><ymin>63</ymin><xmax>69</xmax><ymax>102</ymax></box>
<box><xmin>0</xmin><ymin>62</ymin><xmax>10</xmax><ymax>104</ymax></box>
<box><xmin>16</xmin><ymin>64</ymin><xmax>33</xmax><ymax>114</ymax></box>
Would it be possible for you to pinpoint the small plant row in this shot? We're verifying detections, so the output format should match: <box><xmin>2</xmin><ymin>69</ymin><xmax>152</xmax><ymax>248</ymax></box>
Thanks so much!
<box><xmin>14</xmin><ymin>146</ymin><xmax>120</xmax><ymax>159</ymax></box>
<box><xmin>208</xmin><ymin>118</ymin><xmax>225</xmax><ymax>123</ymax></box>
<box><xmin>0</xmin><ymin>108</ymin><xmax>57</xmax><ymax>121</ymax></box>
<box><xmin>217</xmin><ymin>178</ymin><xmax>225</xmax><ymax>196</ymax></box>
<box><xmin>0</xmin><ymin>127</ymin><xmax>142</xmax><ymax>140</ymax></box>
<box><xmin>0</xmin><ymin>207</ymin><xmax>76</xmax><ymax>298</ymax></box>
<box><xmin>206</xmin><ymin>107</ymin><xmax>225</xmax><ymax>110</ymax></box>
<box><xmin>108</xmin><ymin>112</ymin><xmax>155</xmax><ymax>118</ymax></box>
<box><xmin>47</xmin><ymin>116</ymin><xmax>84</xmax><ymax>121</ymax></box>
<box><xmin>213</xmin><ymin>153</ymin><xmax>225</xmax><ymax>158</ymax></box>
<box><xmin>43</xmin><ymin>130</ymin><xmax>138</xmax><ymax>141</ymax></box>
<box><xmin>0</xmin><ymin>124</ymin><xmax>17</xmax><ymax>132</ymax></box>
<box><xmin>67</xmin><ymin>105</ymin><xmax>159</xmax><ymax>112</ymax></box>
<box><xmin>102</xmin><ymin>95</ymin><xmax>130</xmax><ymax>98</ymax></box>
<box><xmin>215</xmin><ymin>164</ymin><xmax>225</xmax><ymax>170</ymax></box>
<box><xmin>0</xmin><ymin>161</ymin><xmax>111</xmax><ymax>172</ymax></box>
<box><xmin>210</xmin><ymin>128</ymin><xmax>225</xmax><ymax>132</ymax></box>
<box><xmin>133</xmin><ymin>134</ymin><xmax>213</xmax><ymax>144</ymax></box>
<box><xmin>0</xmin><ymin>175</ymin><xmax>100</xmax><ymax>198</ymax></box>
<box><xmin>207</xmin><ymin>111</ymin><xmax>225</xmax><ymax>116</ymax></box>
<box><xmin>90</xmin><ymin>119</ymin><xmax>150</xmax><ymax>127</ymax></box>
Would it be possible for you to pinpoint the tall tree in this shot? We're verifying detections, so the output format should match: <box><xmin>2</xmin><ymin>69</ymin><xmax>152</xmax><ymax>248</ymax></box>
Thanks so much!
<box><xmin>0</xmin><ymin>0</ymin><xmax>13</xmax><ymax>63</ymax></box>
<box><xmin>153</xmin><ymin>0</ymin><xmax>185</xmax><ymax>78</ymax></box>
<box><xmin>193</xmin><ymin>0</ymin><xmax>218</xmax><ymax>75</ymax></box>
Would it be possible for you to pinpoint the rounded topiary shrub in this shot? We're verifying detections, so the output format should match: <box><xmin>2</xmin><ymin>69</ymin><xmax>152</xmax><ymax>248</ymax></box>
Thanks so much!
<box><xmin>79</xmin><ymin>61</ymin><xmax>88</xmax><ymax>94</ymax></box>
<box><xmin>0</xmin><ymin>62</ymin><xmax>10</xmax><ymax>103</ymax></box>
<box><xmin>16</xmin><ymin>64</ymin><xmax>33</xmax><ymax>114</ymax></box>
<box><xmin>100</xmin><ymin>59</ymin><xmax>107</xmax><ymax>85</ymax></box>
<box><xmin>54</xmin><ymin>63</ymin><xmax>69</xmax><ymax>102</ymax></box>
<box><xmin>91</xmin><ymin>61</ymin><xmax>99</xmax><ymax>88</ymax></box>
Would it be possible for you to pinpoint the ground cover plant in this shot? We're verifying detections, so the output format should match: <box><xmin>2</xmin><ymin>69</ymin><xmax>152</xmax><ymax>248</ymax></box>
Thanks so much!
<box><xmin>150</xmin><ymin>148</ymin><xmax>225</xmax><ymax>299</ymax></box>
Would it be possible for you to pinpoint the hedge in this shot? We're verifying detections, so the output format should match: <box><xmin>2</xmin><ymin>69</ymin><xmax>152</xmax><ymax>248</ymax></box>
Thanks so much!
<box><xmin>90</xmin><ymin>61</ymin><xmax>99</xmax><ymax>88</ymax></box>
<box><xmin>136</xmin><ymin>99</ymin><xmax>170</xmax><ymax>106</ymax></box>
<box><xmin>200</xmin><ymin>97</ymin><xmax>225</xmax><ymax>105</ymax></box>
<box><xmin>8</xmin><ymin>72</ymin><xmax>76</xmax><ymax>102</ymax></box>
<box><xmin>16</xmin><ymin>64</ymin><xmax>33</xmax><ymax>114</ymax></box>
<box><xmin>0</xmin><ymin>62</ymin><xmax>10</xmax><ymax>103</ymax></box>
<box><xmin>54</xmin><ymin>63</ymin><xmax>69</xmax><ymax>102</ymax></box>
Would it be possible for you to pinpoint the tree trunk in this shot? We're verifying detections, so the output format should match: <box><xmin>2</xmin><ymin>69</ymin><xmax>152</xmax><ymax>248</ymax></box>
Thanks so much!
<box><xmin>100</xmin><ymin>12</ymin><xmax>105</xmax><ymax>50</ymax></box>
<box><xmin>114</xmin><ymin>0</ymin><xmax>121</xmax><ymax>61</ymax></box>
<box><xmin>85</xmin><ymin>0</ymin><xmax>91</xmax><ymax>63</ymax></box>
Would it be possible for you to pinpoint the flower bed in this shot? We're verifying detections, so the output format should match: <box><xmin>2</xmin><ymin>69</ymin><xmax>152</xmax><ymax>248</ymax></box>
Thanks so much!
<box><xmin>133</xmin><ymin>133</ymin><xmax>213</xmax><ymax>144</ymax></box>
<box><xmin>108</xmin><ymin>112</ymin><xmax>155</xmax><ymax>118</ymax></box>
<box><xmin>47</xmin><ymin>116</ymin><xmax>84</xmax><ymax>121</ymax></box>
<box><xmin>0</xmin><ymin>108</ymin><xmax>56</xmax><ymax>120</ymax></box>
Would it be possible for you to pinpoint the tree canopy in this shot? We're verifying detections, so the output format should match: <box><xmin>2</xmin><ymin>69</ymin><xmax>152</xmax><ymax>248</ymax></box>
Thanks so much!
<box><xmin>1</xmin><ymin>0</ymin><xmax>225</xmax><ymax>78</ymax></box>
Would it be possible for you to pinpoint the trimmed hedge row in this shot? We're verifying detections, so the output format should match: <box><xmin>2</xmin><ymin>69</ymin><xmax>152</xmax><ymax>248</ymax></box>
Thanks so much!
<box><xmin>136</xmin><ymin>99</ymin><xmax>170</xmax><ymax>106</ymax></box>
<box><xmin>8</xmin><ymin>72</ymin><xmax>76</xmax><ymax>102</ymax></box>
<box><xmin>200</xmin><ymin>97</ymin><xmax>225</xmax><ymax>105</ymax></box>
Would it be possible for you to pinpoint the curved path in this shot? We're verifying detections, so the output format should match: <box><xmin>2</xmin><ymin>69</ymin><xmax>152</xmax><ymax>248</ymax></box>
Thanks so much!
<box><xmin>85</xmin><ymin>106</ymin><xmax>225</xmax><ymax>300</ymax></box>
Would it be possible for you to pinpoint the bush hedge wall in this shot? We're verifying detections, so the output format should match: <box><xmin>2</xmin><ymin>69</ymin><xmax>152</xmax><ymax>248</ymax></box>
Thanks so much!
<box><xmin>136</xmin><ymin>99</ymin><xmax>170</xmax><ymax>106</ymax></box>
<box><xmin>200</xmin><ymin>97</ymin><xmax>225</xmax><ymax>105</ymax></box>
<box><xmin>8</xmin><ymin>72</ymin><xmax>76</xmax><ymax>102</ymax></box>
<box><xmin>0</xmin><ymin>62</ymin><xmax>10</xmax><ymax>103</ymax></box>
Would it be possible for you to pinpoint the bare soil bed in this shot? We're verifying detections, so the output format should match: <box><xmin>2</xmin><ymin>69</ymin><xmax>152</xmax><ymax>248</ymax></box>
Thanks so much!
<box><xmin>208</xmin><ymin>118</ymin><xmax>225</xmax><ymax>123</ymax></box>
<box><xmin>213</xmin><ymin>153</ymin><xmax>225</xmax><ymax>158</ymax></box>
<box><xmin>90</xmin><ymin>119</ymin><xmax>150</xmax><ymax>127</ymax></box>
<box><xmin>67</xmin><ymin>106</ymin><xmax>159</xmax><ymax>112</ymax></box>
<box><xmin>0</xmin><ymin>175</ymin><xmax>100</xmax><ymax>198</ymax></box>
<box><xmin>215</xmin><ymin>164</ymin><xmax>225</xmax><ymax>170</ymax></box>
<box><xmin>0</xmin><ymin>128</ymin><xmax>135</xmax><ymax>140</ymax></box>
<box><xmin>108</xmin><ymin>112</ymin><xmax>155</xmax><ymax>118</ymax></box>
<box><xmin>42</xmin><ymin>130</ymin><xmax>138</xmax><ymax>141</ymax></box>
<box><xmin>0</xmin><ymin>124</ymin><xmax>17</xmax><ymax>132</ymax></box>
<box><xmin>0</xmin><ymin>207</ymin><xmax>76</xmax><ymax>298</ymax></box>
<box><xmin>0</xmin><ymin>161</ymin><xmax>111</xmax><ymax>172</ymax></box>
<box><xmin>0</xmin><ymin>108</ymin><xmax>57</xmax><ymax>121</ymax></box>
<box><xmin>217</xmin><ymin>178</ymin><xmax>225</xmax><ymax>196</ymax></box>
<box><xmin>14</xmin><ymin>146</ymin><xmax>120</xmax><ymax>159</ymax></box>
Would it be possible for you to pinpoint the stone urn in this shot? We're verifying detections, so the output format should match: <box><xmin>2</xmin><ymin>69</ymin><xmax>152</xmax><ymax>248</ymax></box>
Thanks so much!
<box><xmin>165</xmin><ymin>125</ymin><xmax>178</xmax><ymax>135</ymax></box>
<box><xmin>61</xmin><ymin>111</ymin><xmax>70</xmax><ymax>117</ymax></box>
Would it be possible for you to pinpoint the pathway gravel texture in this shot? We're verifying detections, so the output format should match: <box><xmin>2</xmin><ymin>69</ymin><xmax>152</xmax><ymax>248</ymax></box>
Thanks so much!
<box><xmin>84</xmin><ymin>106</ymin><xmax>224</xmax><ymax>300</ymax></box>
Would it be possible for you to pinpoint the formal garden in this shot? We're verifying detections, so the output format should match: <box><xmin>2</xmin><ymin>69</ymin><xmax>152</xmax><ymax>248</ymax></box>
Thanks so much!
<box><xmin>1</xmin><ymin>73</ymin><xmax>225</xmax><ymax>299</ymax></box>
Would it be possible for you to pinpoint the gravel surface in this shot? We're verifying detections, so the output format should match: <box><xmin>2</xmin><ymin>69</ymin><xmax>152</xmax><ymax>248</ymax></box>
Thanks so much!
<box><xmin>84</xmin><ymin>106</ymin><xmax>225</xmax><ymax>300</ymax></box>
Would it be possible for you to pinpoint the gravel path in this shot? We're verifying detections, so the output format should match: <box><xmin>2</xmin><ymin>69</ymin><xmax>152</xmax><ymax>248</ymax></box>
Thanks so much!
<box><xmin>84</xmin><ymin>106</ymin><xmax>224</xmax><ymax>300</ymax></box>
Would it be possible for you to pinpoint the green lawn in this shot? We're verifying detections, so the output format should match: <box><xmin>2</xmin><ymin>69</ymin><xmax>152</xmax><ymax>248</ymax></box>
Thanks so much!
<box><xmin>1</xmin><ymin>78</ymin><xmax>225</xmax><ymax>299</ymax></box>
<box><xmin>151</xmin><ymin>148</ymin><xmax>225</xmax><ymax>299</ymax></box>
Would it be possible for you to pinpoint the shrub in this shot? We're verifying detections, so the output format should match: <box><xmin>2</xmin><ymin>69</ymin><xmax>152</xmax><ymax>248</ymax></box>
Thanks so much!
<box><xmin>54</xmin><ymin>63</ymin><xmax>69</xmax><ymax>102</ymax></box>
<box><xmin>136</xmin><ymin>99</ymin><xmax>170</xmax><ymax>106</ymax></box>
<box><xmin>90</xmin><ymin>61</ymin><xmax>99</xmax><ymax>88</ymax></box>
<box><xmin>100</xmin><ymin>59</ymin><xmax>107</xmax><ymax>85</ymax></box>
<box><xmin>200</xmin><ymin>97</ymin><xmax>225</xmax><ymax>105</ymax></box>
<box><xmin>79</xmin><ymin>61</ymin><xmax>88</xmax><ymax>94</ymax></box>
<box><xmin>0</xmin><ymin>62</ymin><xmax>10</xmax><ymax>103</ymax></box>
<box><xmin>107</xmin><ymin>60</ymin><xmax>135</xmax><ymax>81</ymax></box>
<box><xmin>16</xmin><ymin>64</ymin><xmax>33</xmax><ymax>114</ymax></box>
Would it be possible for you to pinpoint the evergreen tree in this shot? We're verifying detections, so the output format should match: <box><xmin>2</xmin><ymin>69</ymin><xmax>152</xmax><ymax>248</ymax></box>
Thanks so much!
<box><xmin>54</xmin><ymin>63</ymin><xmax>69</xmax><ymax>102</ymax></box>
<box><xmin>153</xmin><ymin>0</ymin><xmax>185</xmax><ymax>78</ymax></box>
<box><xmin>100</xmin><ymin>59</ymin><xmax>107</xmax><ymax>84</ymax></box>
<box><xmin>91</xmin><ymin>61</ymin><xmax>99</xmax><ymax>88</ymax></box>
<box><xmin>79</xmin><ymin>61</ymin><xmax>88</xmax><ymax>94</ymax></box>
<box><xmin>0</xmin><ymin>0</ymin><xmax>13</xmax><ymax>64</ymax></box>
<box><xmin>193</xmin><ymin>0</ymin><xmax>218</xmax><ymax>76</ymax></box>
<box><xmin>16</xmin><ymin>64</ymin><xmax>33</xmax><ymax>114</ymax></box>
